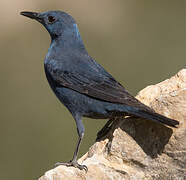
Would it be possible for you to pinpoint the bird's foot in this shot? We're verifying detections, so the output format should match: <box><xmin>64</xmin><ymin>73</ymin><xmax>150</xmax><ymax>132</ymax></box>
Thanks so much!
<box><xmin>55</xmin><ymin>160</ymin><xmax>88</xmax><ymax>172</ymax></box>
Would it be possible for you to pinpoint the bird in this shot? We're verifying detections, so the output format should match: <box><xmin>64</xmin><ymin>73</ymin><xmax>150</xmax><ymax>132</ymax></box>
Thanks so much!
<box><xmin>20</xmin><ymin>10</ymin><xmax>179</xmax><ymax>171</ymax></box>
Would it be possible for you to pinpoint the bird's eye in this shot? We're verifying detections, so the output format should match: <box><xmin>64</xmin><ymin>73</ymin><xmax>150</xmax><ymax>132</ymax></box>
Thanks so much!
<box><xmin>48</xmin><ymin>16</ymin><xmax>56</xmax><ymax>23</ymax></box>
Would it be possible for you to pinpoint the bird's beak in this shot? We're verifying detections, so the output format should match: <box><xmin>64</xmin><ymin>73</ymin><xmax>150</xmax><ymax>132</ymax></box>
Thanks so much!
<box><xmin>20</xmin><ymin>11</ymin><xmax>43</xmax><ymax>23</ymax></box>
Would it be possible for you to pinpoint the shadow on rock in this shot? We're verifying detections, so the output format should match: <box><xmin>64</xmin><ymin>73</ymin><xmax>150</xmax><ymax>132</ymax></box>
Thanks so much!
<box><xmin>97</xmin><ymin>116</ymin><xmax>173</xmax><ymax>158</ymax></box>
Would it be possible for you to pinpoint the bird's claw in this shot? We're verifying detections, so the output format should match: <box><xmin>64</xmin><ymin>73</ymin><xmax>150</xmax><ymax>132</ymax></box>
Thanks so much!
<box><xmin>54</xmin><ymin>160</ymin><xmax>88</xmax><ymax>172</ymax></box>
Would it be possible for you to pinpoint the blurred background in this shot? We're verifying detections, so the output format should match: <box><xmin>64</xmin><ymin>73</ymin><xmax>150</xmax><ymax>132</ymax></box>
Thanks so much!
<box><xmin>1</xmin><ymin>0</ymin><xmax>186</xmax><ymax>179</ymax></box>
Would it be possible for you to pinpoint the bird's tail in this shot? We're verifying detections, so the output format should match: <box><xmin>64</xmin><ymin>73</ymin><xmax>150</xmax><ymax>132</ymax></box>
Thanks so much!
<box><xmin>125</xmin><ymin>107</ymin><xmax>179</xmax><ymax>127</ymax></box>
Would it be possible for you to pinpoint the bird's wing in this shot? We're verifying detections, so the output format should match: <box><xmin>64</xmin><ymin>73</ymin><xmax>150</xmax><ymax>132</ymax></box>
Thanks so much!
<box><xmin>45</xmin><ymin>57</ymin><xmax>151</xmax><ymax>110</ymax></box>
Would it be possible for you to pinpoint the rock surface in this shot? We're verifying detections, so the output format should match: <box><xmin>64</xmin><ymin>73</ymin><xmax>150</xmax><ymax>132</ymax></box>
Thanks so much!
<box><xmin>39</xmin><ymin>69</ymin><xmax>186</xmax><ymax>180</ymax></box>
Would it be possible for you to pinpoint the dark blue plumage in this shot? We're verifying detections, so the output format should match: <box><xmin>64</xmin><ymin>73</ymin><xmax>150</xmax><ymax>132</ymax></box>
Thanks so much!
<box><xmin>20</xmin><ymin>10</ymin><xmax>179</xmax><ymax>171</ymax></box>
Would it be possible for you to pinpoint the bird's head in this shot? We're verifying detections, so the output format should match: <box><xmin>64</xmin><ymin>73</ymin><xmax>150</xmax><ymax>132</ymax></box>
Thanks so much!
<box><xmin>20</xmin><ymin>11</ymin><xmax>80</xmax><ymax>41</ymax></box>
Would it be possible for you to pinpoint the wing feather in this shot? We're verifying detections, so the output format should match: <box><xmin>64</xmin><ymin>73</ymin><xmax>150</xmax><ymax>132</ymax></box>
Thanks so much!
<box><xmin>45</xmin><ymin>57</ymin><xmax>151</xmax><ymax>110</ymax></box>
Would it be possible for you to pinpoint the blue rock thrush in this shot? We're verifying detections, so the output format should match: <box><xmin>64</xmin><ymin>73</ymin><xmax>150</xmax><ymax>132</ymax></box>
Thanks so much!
<box><xmin>20</xmin><ymin>11</ymin><xmax>179</xmax><ymax>171</ymax></box>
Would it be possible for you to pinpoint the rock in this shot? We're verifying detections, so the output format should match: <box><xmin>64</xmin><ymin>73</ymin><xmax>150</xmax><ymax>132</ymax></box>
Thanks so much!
<box><xmin>39</xmin><ymin>69</ymin><xmax>186</xmax><ymax>180</ymax></box>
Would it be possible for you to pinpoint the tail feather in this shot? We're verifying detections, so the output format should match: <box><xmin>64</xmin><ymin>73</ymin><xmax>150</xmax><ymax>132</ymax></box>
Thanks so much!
<box><xmin>125</xmin><ymin>107</ymin><xmax>179</xmax><ymax>127</ymax></box>
<box><xmin>139</xmin><ymin>110</ymin><xmax>179</xmax><ymax>127</ymax></box>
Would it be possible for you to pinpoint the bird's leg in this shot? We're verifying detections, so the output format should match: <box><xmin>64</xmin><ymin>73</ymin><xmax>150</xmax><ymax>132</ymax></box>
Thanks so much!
<box><xmin>96</xmin><ymin>118</ymin><xmax>115</xmax><ymax>140</ymax></box>
<box><xmin>55</xmin><ymin>115</ymin><xmax>87</xmax><ymax>172</ymax></box>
